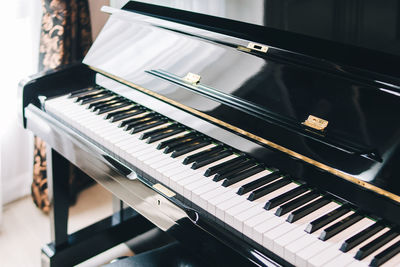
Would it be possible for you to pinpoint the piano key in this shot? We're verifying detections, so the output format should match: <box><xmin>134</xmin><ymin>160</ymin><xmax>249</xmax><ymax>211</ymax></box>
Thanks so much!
<box><xmin>370</xmin><ymin>240</ymin><xmax>400</xmax><ymax>266</ymax></box>
<box><xmin>191</xmin><ymin>150</ymin><xmax>233</xmax><ymax>170</ymax></box>
<box><xmin>88</xmin><ymin>97</ymin><xmax>121</xmax><ymax>109</ymax></box>
<box><xmin>233</xmin><ymin>183</ymin><xmax>299</xmax><ymax>233</ymax></box>
<box><xmin>204</xmin><ymin>155</ymin><xmax>247</xmax><ymax>177</ymax></box>
<box><xmin>275</xmin><ymin>190</ymin><xmax>320</xmax><ymax>216</ymax></box>
<box><xmin>354</xmin><ymin>229</ymin><xmax>399</xmax><ymax>260</ymax></box>
<box><xmin>80</xmin><ymin>92</ymin><xmax>114</xmax><ymax>104</ymax></box>
<box><xmin>224</xmin><ymin>179</ymin><xmax>296</xmax><ymax>228</ymax></box>
<box><xmin>222</xmin><ymin>164</ymin><xmax>265</xmax><ymax>187</ymax></box>
<box><xmin>264</xmin><ymin>184</ymin><xmax>308</xmax><ymax>210</ymax></box>
<box><xmin>96</xmin><ymin>101</ymin><xmax>131</xmax><ymax>114</ymax></box>
<box><xmin>74</xmin><ymin>90</ymin><xmax>105</xmax><ymax>102</ymax></box>
<box><xmin>305</xmin><ymin>204</ymin><xmax>351</xmax><ymax>233</ymax></box>
<box><xmin>147</xmin><ymin>126</ymin><xmax>186</xmax><ymax>143</ymax></box>
<box><xmin>347</xmin><ymin>235</ymin><xmax>400</xmax><ymax>267</ymax></box>
<box><xmin>239</xmin><ymin>182</ymin><xmax>302</xmax><ymax>229</ymax></box>
<box><xmin>118</xmin><ymin>112</ymin><xmax>153</xmax><ymax>128</ymax></box>
<box><xmin>213</xmin><ymin>159</ymin><xmax>256</xmax><ymax>182</ymax></box>
<box><xmin>247</xmin><ymin>177</ymin><xmax>291</xmax><ymax>200</ymax></box>
<box><xmin>272</xmin><ymin>202</ymin><xmax>341</xmax><ymax>262</ymax></box>
<box><xmin>124</xmin><ymin>115</ymin><xmax>161</xmax><ymax>131</ymax></box>
<box><xmin>170</xmin><ymin>139</ymin><xmax>211</xmax><ymax>158</ymax></box>
<box><xmin>164</xmin><ymin>136</ymin><xmax>205</xmax><ymax>154</ymax></box>
<box><xmin>323</xmin><ymin>226</ymin><xmax>391</xmax><ymax>267</ymax></box>
<box><xmin>319</xmin><ymin>212</ymin><xmax>364</xmax><ymax>241</ymax></box>
<box><xmin>304</xmin><ymin>217</ymin><xmax>375</xmax><ymax>267</ymax></box>
<box><xmin>68</xmin><ymin>86</ymin><xmax>100</xmax><ymax>98</ymax></box>
<box><xmin>130</xmin><ymin>119</ymin><xmax>168</xmax><ymax>134</ymax></box>
<box><xmin>183</xmin><ymin>145</ymin><xmax>224</xmax><ymax>165</ymax></box>
<box><xmin>286</xmin><ymin>196</ymin><xmax>331</xmax><ymax>223</ymax></box>
<box><xmin>340</xmin><ymin>221</ymin><xmax>385</xmax><ymax>252</ymax></box>
<box><xmin>237</xmin><ymin>171</ymin><xmax>282</xmax><ymax>195</ymax></box>
<box><xmin>139</xmin><ymin>123</ymin><xmax>179</xmax><ymax>140</ymax></box>
<box><xmin>109</xmin><ymin>107</ymin><xmax>146</xmax><ymax>122</ymax></box>
<box><xmin>157</xmin><ymin>132</ymin><xmax>198</xmax><ymax>150</ymax></box>
<box><xmin>284</xmin><ymin>208</ymin><xmax>351</xmax><ymax>265</ymax></box>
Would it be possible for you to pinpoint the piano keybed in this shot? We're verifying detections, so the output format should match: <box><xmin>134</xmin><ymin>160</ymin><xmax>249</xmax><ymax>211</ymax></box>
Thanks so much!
<box><xmin>45</xmin><ymin>86</ymin><xmax>400</xmax><ymax>267</ymax></box>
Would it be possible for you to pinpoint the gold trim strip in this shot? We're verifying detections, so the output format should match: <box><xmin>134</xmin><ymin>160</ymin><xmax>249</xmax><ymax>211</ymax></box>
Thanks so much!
<box><xmin>90</xmin><ymin>66</ymin><xmax>400</xmax><ymax>203</ymax></box>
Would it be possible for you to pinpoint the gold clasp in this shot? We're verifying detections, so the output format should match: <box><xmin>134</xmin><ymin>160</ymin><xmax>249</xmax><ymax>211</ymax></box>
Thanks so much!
<box><xmin>183</xmin><ymin>72</ymin><xmax>201</xmax><ymax>85</ymax></box>
<box><xmin>302</xmin><ymin>115</ymin><xmax>329</xmax><ymax>132</ymax></box>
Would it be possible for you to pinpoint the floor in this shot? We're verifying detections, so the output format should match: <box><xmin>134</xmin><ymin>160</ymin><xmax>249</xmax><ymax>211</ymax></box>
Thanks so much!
<box><xmin>0</xmin><ymin>184</ymin><xmax>134</xmax><ymax>267</ymax></box>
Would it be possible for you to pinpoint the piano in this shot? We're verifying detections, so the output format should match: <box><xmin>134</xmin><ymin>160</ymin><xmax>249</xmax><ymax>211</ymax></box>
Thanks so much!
<box><xmin>19</xmin><ymin>1</ymin><xmax>400</xmax><ymax>266</ymax></box>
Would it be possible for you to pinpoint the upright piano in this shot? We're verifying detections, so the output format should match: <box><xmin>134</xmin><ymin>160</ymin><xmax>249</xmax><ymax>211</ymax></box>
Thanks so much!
<box><xmin>20</xmin><ymin>1</ymin><xmax>400</xmax><ymax>266</ymax></box>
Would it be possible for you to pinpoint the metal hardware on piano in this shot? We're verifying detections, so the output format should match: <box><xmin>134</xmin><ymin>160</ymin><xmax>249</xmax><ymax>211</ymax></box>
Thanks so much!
<box><xmin>20</xmin><ymin>1</ymin><xmax>400</xmax><ymax>266</ymax></box>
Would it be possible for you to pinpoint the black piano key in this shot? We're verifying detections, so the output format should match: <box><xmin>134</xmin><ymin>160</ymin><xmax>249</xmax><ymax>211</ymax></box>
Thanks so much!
<box><xmin>170</xmin><ymin>139</ymin><xmax>211</xmax><ymax>158</ymax></box>
<box><xmin>237</xmin><ymin>171</ymin><xmax>282</xmax><ymax>195</ymax></box>
<box><xmin>319</xmin><ymin>212</ymin><xmax>364</xmax><ymax>241</ymax></box>
<box><xmin>163</xmin><ymin>135</ymin><xmax>203</xmax><ymax>153</ymax></box>
<box><xmin>248</xmin><ymin>178</ymin><xmax>291</xmax><ymax>201</ymax></box>
<box><xmin>222</xmin><ymin>164</ymin><xmax>265</xmax><ymax>187</ymax></box>
<box><xmin>264</xmin><ymin>184</ymin><xmax>308</xmax><ymax>210</ymax></box>
<box><xmin>109</xmin><ymin>107</ymin><xmax>145</xmax><ymax>122</ymax></box>
<box><xmin>204</xmin><ymin>155</ymin><xmax>247</xmax><ymax>177</ymax></box>
<box><xmin>139</xmin><ymin>123</ymin><xmax>178</xmax><ymax>140</ymax></box>
<box><xmin>96</xmin><ymin>101</ymin><xmax>131</xmax><ymax>114</ymax></box>
<box><xmin>340</xmin><ymin>222</ymin><xmax>385</xmax><ymax>252</ymax></box>
<box><xmin>287</xmin><ymin>196</ymin><xmax>331</xmax><ymax>223</ymax></box>
<box><xmin>119</xmin><ymin>113</ymin><xmax>155</xmax><ymax>128</ymax></box>
<box><xmin>130</xmin><ymin>119</ymin><xmax>168</xmax><ymax>134</ymax></box>
<box><xmin>370</xmin><ymin>239</ymin><xmax>400</xmax><ymax>266</ymax></box>
<box><xmin>88</xmin><ymin>97</ymin><xmax>120</xmax><ymax>109</ymax></box>
<box><xmin>213</xmin><ymin>159</ymin><xmax>256</xmax><ymax>182</ymax></box>
<box><xmin>275</xmin><ymin>190</ymin><xmax>320</xmax><ymax>217</ymax></box>
<box><xmin>72</xmin><ymin>88</ymin><xmax>104</xmax><ymax>100</ymax></box>
<box><xmin>76</xmin><ymin>91</ymin><xmax>104</xmax><ymax>102</ymax></box>
<box><xmin>305</xmin><ymin>204</ymin><xmax>350</xmax><ymax>234</ymax></box>
<box><xmin>147</xmin><ymin>127</ymin><xmax>186</xmax><ymax>144</ymax></box>
<box><xmin>124</xmin><ymin>116</ymin><xmax>160</xmax><ymax>131</ymax></box>
<box><xmin>157</xmin><ymin>132</ymin><xmax>197</xmax><ymax>150</ymax></box>
<box><xmin>355</xmin><ymin>229</ymin><xmax>399</xmax><ymax>260</ymax></box>
<box><xmin>80</xmin><ymin>93</ymin><xmax>113</xmax><ymax>104</ymax></box>
<box><xmin>68</xmin><ymin>86</ymin><xmax>99</xmax><ymax>98</ymax></box>
<box><xmin>92</xmin><ymin>98</ymin><xmax>125</xmax><ymax>110</ymax></box>
<box><xmin>191</xmin><ymin>150</ymin><xmax>233</xmax><ymax>170</ymax></box>
<box><xmin>183</xmin><ymin>145</ymin><xmax>224</xmax><ymax>165</ymax></box>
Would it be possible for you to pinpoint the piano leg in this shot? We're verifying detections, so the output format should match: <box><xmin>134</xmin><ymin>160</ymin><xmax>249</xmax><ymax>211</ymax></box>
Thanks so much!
<box><xmin>40</xmin><ymin>148</ymin><xmax>155</xmax><ymax>267</ymax></box>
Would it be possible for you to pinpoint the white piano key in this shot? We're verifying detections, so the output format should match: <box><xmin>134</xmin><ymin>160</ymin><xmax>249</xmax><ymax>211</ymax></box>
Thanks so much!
<box><xmin>323</xmin><ymin>227</ymin><xmax>391</xmax><ymax>267</ymax></box>
<box><xmin>307</xmin><ymin>217</ymin><xmax>375</xmax><ymax>267</ymax></box>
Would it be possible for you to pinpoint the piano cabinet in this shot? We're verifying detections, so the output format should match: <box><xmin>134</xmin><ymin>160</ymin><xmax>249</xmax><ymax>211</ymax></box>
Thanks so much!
<box><xmin>19</xmin><ymin>1</ymin><xmax>400</xmax><ymax>266</ymax></box>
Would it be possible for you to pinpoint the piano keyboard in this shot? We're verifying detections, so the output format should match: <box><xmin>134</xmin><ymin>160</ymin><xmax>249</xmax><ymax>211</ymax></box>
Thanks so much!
<box><xmin>45</xmin><ymin>86</ymin><xmax>400</xmax><ymax>267</ymax></box>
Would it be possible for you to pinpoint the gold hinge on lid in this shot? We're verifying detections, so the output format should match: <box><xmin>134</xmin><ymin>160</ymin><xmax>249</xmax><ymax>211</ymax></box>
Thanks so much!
<box><xmin>302</xmin><ymin>115</ymin><xmax>329</xmax><ymax>132</ymax></box>
<box><xmin>183</xmin><ymin>72</ymin><xmax>201</xmax><ymax>85</ymax></box>
<box><xmin>247</xmin><ymin>42</ymin><xmax>269</xmax><ymax>53</ymax></box>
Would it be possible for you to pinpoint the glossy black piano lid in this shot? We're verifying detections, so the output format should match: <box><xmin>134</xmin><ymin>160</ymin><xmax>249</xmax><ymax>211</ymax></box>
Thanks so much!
<box><xmin>124</xmin><ymin>0</ymin><xmax>400</xmax><ymax>79</ymax></box>
<box><xmin>84</xmin><ymin>2</ymin><xmax>400</xmax><ymax>206</ymax></box>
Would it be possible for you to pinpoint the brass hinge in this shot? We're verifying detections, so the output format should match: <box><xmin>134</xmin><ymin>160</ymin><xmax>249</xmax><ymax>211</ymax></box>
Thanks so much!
<box><xmin>302</xmin><ymin>115</ymin><xmax>329</xmax><ymax>132</ymax></box>
<box><xmin>183</xmin><ymin>72</ymin><xmax>201</xmax><ymax>85</ymax></box>
<box><xmin>247</xmin><ymin>42</ymin><xmax>269</xmax><ymax>53</ymax></box>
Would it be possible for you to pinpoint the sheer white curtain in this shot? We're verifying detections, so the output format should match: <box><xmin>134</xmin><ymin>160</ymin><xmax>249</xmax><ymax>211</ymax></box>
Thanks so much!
<box><xmin>0</xmin><ymin>1</ymin><xmax>42</xmax><ymax>223</ymax></box>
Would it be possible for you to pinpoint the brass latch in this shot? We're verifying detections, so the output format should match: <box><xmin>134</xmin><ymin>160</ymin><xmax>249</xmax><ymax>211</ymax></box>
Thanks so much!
<box><xmin>247</xmin><ymin>42</ymin><xmax>269</xmax><ymax>53</ymax></box>
<box><xmin>183</xmin><ymin>72</ymin><xmax>201</xmax><ymax>85</ymax></box>
<box><xmin>153</xmin><ymin>183</ymin><xmax>176</xmax><ymax>198</ymax></box>
<box><xmin>302</xmin><ymin>115</ymin><xmax>329</xmax><ymax>132</ymax></box>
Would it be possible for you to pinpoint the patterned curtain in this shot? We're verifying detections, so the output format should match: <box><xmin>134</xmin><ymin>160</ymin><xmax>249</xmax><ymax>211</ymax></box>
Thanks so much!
<box><xmin>32</xmin><ymin>0</ymin><xmax>92</xmax><ymax>213</ymax></box>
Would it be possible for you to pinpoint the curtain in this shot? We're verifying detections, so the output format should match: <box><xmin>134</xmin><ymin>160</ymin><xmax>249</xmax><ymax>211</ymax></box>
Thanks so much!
<box><xmin>0</xmin><ymin>1</ymin><xmax>42</xmax><ymax>224</ymax></box>
<box><xmin>32</xmin><ymin>0</ymin><xmax>92</xmax><ymax>213</ymax></box>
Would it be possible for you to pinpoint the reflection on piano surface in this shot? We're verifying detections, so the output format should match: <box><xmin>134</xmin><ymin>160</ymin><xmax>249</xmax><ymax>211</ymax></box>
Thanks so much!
<box><xmin>20</xmin><ymin>1</ymin><xmax>400</xmax><ymax>266</ymax></box>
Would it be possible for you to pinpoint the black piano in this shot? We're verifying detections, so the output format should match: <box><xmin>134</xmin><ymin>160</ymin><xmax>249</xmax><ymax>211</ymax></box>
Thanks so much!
<box><xmin>19</xmin><ymin>1</ymin><xmax>400</xmax><ymax>266</ymax></box>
